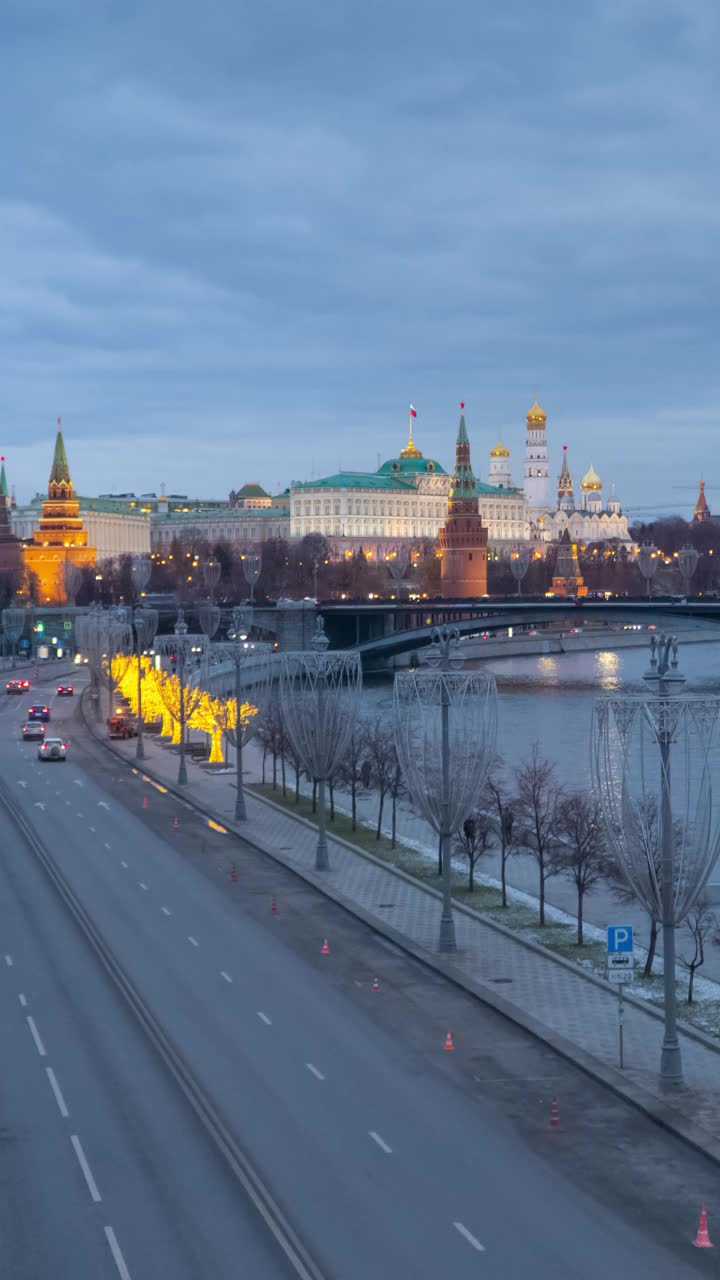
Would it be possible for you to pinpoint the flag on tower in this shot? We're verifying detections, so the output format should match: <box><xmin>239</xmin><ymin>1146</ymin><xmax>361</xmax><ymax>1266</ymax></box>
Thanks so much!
<box><xmin>409</xmin><ymin>404</ymin><xmax>417</xmax><ymax>418</ymax></box>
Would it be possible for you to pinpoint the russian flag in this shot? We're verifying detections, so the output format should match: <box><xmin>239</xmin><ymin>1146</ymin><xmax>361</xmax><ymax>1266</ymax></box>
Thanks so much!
<box><xmin>409</xmin><ymin>404</ymin><xmax>417</xmax><ymax>418</ymax></box>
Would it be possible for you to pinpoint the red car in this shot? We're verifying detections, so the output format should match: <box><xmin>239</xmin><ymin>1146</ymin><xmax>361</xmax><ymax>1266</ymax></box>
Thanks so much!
<box><xmin>57</xmin><ymin>685</ymin><xmax>74</xmax><ymax>697</ymax></box>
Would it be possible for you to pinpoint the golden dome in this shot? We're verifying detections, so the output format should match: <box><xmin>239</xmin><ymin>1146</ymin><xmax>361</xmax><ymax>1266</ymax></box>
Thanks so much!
<box><xmin>581</xmin><ymin>462</ymin><xmax>602</xmax><ymax>491</ymax></box>
<box><xmin>490</xmin><ymin>439</ymin><xmax>510</xmax><ymax>458</ymax></box>
<box><xmin>526</xmin><ymin>397</ymin><xmax>547</xmax><ymax>424</ymax></box>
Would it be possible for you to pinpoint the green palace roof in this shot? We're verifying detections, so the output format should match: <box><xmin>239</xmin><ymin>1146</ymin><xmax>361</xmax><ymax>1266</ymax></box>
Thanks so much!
<box><xmin>376</xmin><ymin>456</ymin><xmax>446</xmax><ymax>476</ymax></box>
<box><xmin>475</xmin><ymin>480</ymin><xmax>523</xmax><ymax>496</ymax></box>
<box><xmin>293</xmin><ymin>472</ymin><xmax>416</xmax><ymax>492</ymax></box>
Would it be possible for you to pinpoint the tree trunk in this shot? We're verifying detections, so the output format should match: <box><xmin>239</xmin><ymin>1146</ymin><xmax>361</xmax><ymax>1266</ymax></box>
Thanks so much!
<box><xmin>272</xmin><ymin>750</ymin><xmax>277</xmax><ymax>789</ymax></box>
<box><xmin>262</xmin><ymin>744</ymin><xmax>267</xmax><ymax>786</ymax></box>
<box><xmin>688</xmin><ymin>966</ymin><xmax>695</xmax><ymax>1005</ymax></box>
<box><xmin>577</xmin><ymin>886</ymin><xmax>584</xmax><ymax>945</ymax></box>
<box><xmin>501</xmin><ymin>842</ymin><xmax>507</xmax><ymax>908</ymax></box>
<box><xmin>294</xmin><ymin>764</ymin><xmax>300</xmax><ymax>804</ymax></box>
<box><xmin>469</xmin><ymin>858</ymin><xmax>474</xmax><ymax>893</ymax></box>
<box><xmin>281</xmin><ymin>751</ymin><xmax>286</xmax><ymax>797</ymax></box>
<box><xmin>538</xmin><ymin>850</ymin><xmax>545</xmax><ymax>926</ymax></box>
<box><xmin>644</xmin><ymin>916</ymin><xmax>658</xmax><ymax>977</ymax></box>
<box><xmin>376</xmin><ymin>792</ymin><xmax>384</xmax><ymax>840</ymax></box>
<box><xmin>312</xmin><ymin>779</ymin><xmax>317</xmax><ymax>813</ymax></box>
<box><xmin>351</xmin><ymin>781</ymin><xmax>357</xmax><ymax>831</ymax></box>
<box><xmin>391</xmin><ymin>792</ymin><xmax>397</xmax><ymax>848</ymax></box>
<box><xmin>329</xmin><ymin>779</ymin><xmax>335</xmax><ymax>821</ymax></box>
<box><xmin>438</xmin><ymin>834</ymin><xmax>443</xmax><ymax>876</ymax></box>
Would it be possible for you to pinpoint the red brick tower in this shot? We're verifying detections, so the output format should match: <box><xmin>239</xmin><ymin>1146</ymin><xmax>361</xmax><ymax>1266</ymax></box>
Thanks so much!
<box><xmin>439</xmin><ymin>405</ymin><xmax>488</xmax><ymax>599</ymax></box>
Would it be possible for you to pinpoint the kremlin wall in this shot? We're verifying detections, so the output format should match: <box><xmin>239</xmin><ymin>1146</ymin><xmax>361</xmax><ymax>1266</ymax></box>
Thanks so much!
<box><xmin>3</xmin><ymin>400</ymin><xmax>644</xmax><ymax>603</ymax></box>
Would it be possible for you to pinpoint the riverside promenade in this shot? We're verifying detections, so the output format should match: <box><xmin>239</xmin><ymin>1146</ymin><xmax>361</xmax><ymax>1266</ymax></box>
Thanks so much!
<box><xmin>83</xmin><ymin>705</ymin><xmax>720</xmax><ymax>1164</ymax></box>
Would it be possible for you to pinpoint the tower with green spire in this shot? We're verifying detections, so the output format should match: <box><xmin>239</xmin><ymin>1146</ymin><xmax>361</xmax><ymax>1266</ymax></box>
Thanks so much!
<box><xmin>439</xmin><ymin>404</ymin><xmax>488</xmax><ymax>598</ymax></box>
<box><xmin>0</xmin><ymin>455</ymin><xmax>22</xmax><ymax>579</ymax></box>
<box><xmin>23</xmin><ymin>419</ymin><xmax>96</xmax><ymax>603</ymax></box>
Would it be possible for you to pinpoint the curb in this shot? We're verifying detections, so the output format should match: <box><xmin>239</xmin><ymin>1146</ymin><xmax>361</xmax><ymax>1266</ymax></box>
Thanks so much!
<box><xmin>79</xmin><ymin>692</ymin><xmax>720</xmax><ymax>1170</ymax></box>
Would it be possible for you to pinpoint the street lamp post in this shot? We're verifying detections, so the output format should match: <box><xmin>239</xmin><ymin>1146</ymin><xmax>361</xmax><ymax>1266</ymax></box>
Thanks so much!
<box><xmin>155</xmin><ymin>611</ymin><xmax>207</xmax><ymax>785</ymax></box>
<box><xmin>510</xmin><ymin>546</ymin><xmax>530</xmax><ymax>597</ymax></box>
<box><xmin>592</xmin><ymin>635</ymin><xmax>720</xmax><ymax>1090</ymax></box>
<box><xmin>133</xmin><ymin>605</ymin><xmax>158</xmax><ymax>762</ymax></box>
<box><xmin>394</xmin><ymin>626</ymin><xmax>497</xmax><ymax>953</ymax></box>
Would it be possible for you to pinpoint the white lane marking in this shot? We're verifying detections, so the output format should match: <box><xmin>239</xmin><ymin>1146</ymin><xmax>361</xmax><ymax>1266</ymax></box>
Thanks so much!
<box><xmin>18</xmin><ymin>993</ymin><xmax>27</xmax><ymax>1007</ymax></box>
<box><xmin>369</xmin><ymin>1131</ymin><xmax>392</xmax><ymax>1154</ymax></box>
<box><xmin>71</xmin><ymin>1135</ymin><xmax>102</xmax><ymax>1202</ymax></box>
<box><xmin>65</xmin><ymin>800</ymin><xmax>71</xmax><ymax>806</ymax></box>
<box><xmin>139</xmin><ymin>882</ymin><xmax>149</xmax><ymax>892</ymax></box>
<box><xmin>188</xmin><ymin>936</ymin><xmax>199</xmax><ymax>947</ymax></box>
<box><xmin>220</xmin><ymin>971</ymin><xmax>233</xmax><ymax>983</ymax></box>
<box><xmin>72</xmin><ymin>779</ymin><xmax>83</xmax><ymax>786</ymax></box>
<box><xmin>257</xmin><ymin>1011</ymin><xmax>272</xmax><ymax>1026</ymax></box>
<box><xmin>46</xmin><ymin>1067</ymin><xmax>69</xmax><ymax>1118</ymax></box>
<box><xmin>26</xmin><ymin>1015</ymin><xmax>47</xmax><ymax>1057</ymax></box>
<box><xmin>161</xmin><ymin>907</ymin><xmax>171</xmax><ymax>917</ymax></box>
<box><xmin>454</xmin><ymin>1222</ymin><xmax>485</xmax><ymax>1253</ymax></box>
<box><xmin>33</xmin><ymin>802</ymin><xmax>46</xmax><ymax>810</ymax></box>
<box><xmin>89</xmin><ymin>826</ymin><xmax>96</xmax><ymax>833</ymax></box>
<box><xmin>305</xmin><ymin>1063</ymin><xmax>325</xmax><ymax>1081</ymax></box>
<box><xmin>104</xmin><ymin>1226</ymin><xmax>132</xmax><ymax>1280</ymax></box>
<box><xmin>104</xmin><ymin>842</ymin><xmax>111</xmax><ymax>850</ymax></box>
<box><xmin>76</xmin><ymin>812</ymin><xmax>84</xmax><ymax>818</ymax></box>
<box><xmin>121</xmin><ymin>861</ymin><xmax>128</xmax><ymax>869</ymax></box>
<box><xmin>98</xmin><ymin>801</ymin><xmax>110</xmax><ymax>811</ymax></box>
<box><xmin>4</xmin><ymin>954</ymin><xmax>13</xmax><ymax>967</ymax></box>
<box><xmin>17</xmin><ymin>780</ymin><xmax>26</xmax><ymax>788</ymax></box>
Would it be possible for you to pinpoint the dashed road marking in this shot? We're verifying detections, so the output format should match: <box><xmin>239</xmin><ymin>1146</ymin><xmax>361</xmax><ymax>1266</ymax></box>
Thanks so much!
<box><xmin>161</xmin><ymin>907</ymin><xmax>171</xmax><ymax>917</ymax></box>
<box><xmin>454</xmin><ymin>1222</ymin><xmax>485</xmax><ymax>1253</ymax></box>
<box><xmin>26</xmin><ymin>1015</ymin><xmax>46</xmax><ymax>1057</ymax></box>
<box><xmin>46</xmin><ymin>1067</ymin><xmax>69</xmax><ymax>1118</ymax></box>
<box><xmin>139</xmin><ymin>882</ymin><xmax>149</xmax><ymax>892</ymax></box>
<box><xmin>257</xmin><ymin>1011</ymin><xmax>272</xmax><ymax>1026</ymax></box>
<box><xmin>220</xmin><ymin>971</ymin><xmax>232</xmax><ymax>983</ymax></box>
<box><xmin>121</xmin><ymin>861</ymin><xmax>128</xmax><ymax>869</ymax></box>
<box><xmin>369</xmin><ymin>1131</ymin><xmax>392</xmax><ymax>1154</ymax></box>
<box><xmin>188</xmin><ymin>936</ymin><xmax>199</xmax><ymax>947</ymax></box>
<box><xmin>4</xmin><ymin>954</ymin><xmax>13</xmax><ymax>967</ymax></box>
<box><xmin>71</xmin><ymin>1135</ymin><xmax>102</xmax><ymax>1202</ymax></box>
<box><xmin>104</xmin><ymin>1225</ymin><xmax>132</xmax><ymax>1279</ymax></box>
<box><xmin>305</xmin><ymin>1063</ymin><xmax>325</xmax><ymax>1081</ymax></box>
<box><xmin>18</xmin><ymin>993</ymin><xmax>27</xmax><ymax>1007</ymax></box>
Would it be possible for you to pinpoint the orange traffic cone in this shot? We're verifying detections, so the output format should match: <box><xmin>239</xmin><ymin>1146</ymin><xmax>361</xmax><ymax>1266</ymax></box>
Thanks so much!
<box><xmin>372</xmin><ymin>977</ymin><xmax>380</xmax><ymax>992</ymax></box>
<box><xmin>172</xmin><ymin>815</ymin><xmax>178</xmax><ymax>833</ymax></box>
<box><xmin>271</xmin><ymin>897</ymin><xmax>278</xmax><ymax>915</ymax></box>
<box><xmin>142</xmin><ymin>796</ymin><xmax>148</xmax><ymax>810</ymax></box>
<box><xmin>321</xmin><ymin>938</ymin><xmax>330</xmax><ymax>955</ymax></box>
<box><xmin>443</xmin><ymin>1031</ymin><xmax>455</xmax><ymax>1051</ymax></box>
<box><xmin>693</xmin><ymin>1204</ymin><xmax>713</xmax><ymax>1248</ymax></box>
<box><xmin>231</xmin><ymin>864</ymin><xmax>238</xmax><ymax>883</ymax></box>
<box><xmin>550</xmin><ymin>1097</ymin><xmax>560</xmax><ymax>1129</ymax></box>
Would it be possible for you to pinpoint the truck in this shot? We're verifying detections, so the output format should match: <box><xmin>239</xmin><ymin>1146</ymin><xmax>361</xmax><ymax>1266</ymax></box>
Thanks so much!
<box><xmin>107</xmin><ymin>710</ymin><xmax>138</xmax><ymax>739</ymax></box>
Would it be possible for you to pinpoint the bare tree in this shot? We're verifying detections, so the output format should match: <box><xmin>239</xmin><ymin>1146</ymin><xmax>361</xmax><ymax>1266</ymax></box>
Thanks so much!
<box><xmin>389</xmin><ymin>747</ymin><xmax>403</xmax><ymax>849</ymax></box>
<box><xmin>557</xmin><ymin>791</ymin><xmax>609</xmax><ymax>945</ymax></box>
<box><xmin>338</xmin><ymin>723</ymin><xmax>368</xmax><ymax>831</ymax></box>
<box><xmin>681</xmin><ymin>900</ymin><xmax>718</xmax><ymax>1004</ymax></box>
<box><xmin>486</xmin><ymin>764</ymin><xmax>515</xmax><ymax>908</ymax></box>
<box><xmin>455</xmin><ymin>813</ymin><xmax>493</xmax><ymax>892</ymax></box>
<box><xmin>365</xmin><ymin>718</ymin><xmax>395</xmax><ymax>840</ymax></box>
<box><xmin>605</xmin><ymin>797</ymin><xmax>671</xmax><ymax>977</ymax></box>
<box><xmin>516</xmin><ymin>744</ymin><xmax>563</xmax><ymax>926</ymax></box>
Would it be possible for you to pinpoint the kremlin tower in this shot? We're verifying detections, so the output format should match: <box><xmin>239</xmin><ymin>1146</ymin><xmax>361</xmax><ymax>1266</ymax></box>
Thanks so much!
<box><xmin>551</xmin><ymin>530</ymin><xmax>586</xmax><ymax>598</ymax></box>
<box><xmin>23</xmin><ymin>422</ymin><xmax>96</xmax><ymax>604</ymax></box>
<box><xmin>556</xmin><ymin>446</ymin><xmax>574</xmax><ymax>511</ymax></box>
<box><xmin>488</xmin><ymin>438</ymin><xmax>512</xmax><ymax>489</ymax></box>
<box><xmin>580</xmin><ymin>463</ymin><xmax>603</xmax><ymax>513</ymax></box>
<box><xmin>693</xmin><ymin>480</ymin><xmax>711</xmax><ymax>524</ymax></box>
<box><xmin>523</xmin><ymin>397</ymin><xmax>551</xmax><ymax>518</ymax></box>
<box><xmin>0</xmin><ymin>458</ymin><xmax>22</xmax><ymax>579</ymax></box>
<box><xmin>439</xmin><ymin>405</ymin><xmax>488</xmax><ymax>598</ymax></box>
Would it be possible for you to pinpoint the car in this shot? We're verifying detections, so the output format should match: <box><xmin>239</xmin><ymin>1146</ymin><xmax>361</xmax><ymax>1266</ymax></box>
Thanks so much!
<box><xmin>6</xmin><ymin>679</ymin><xmax>30</xmax><ymax>694</ymax></box>
<box><xmin>27</xmin><ymin>704</ymin><xmax>50</xmax><ymax>722</ymax></box>
<box><xmin>56</xmin><ymin>685</ymin><xmax>74</xmax><ymax>697</ymax></box>
<box><xmin>38</xmin><ymin>737</ymin><xmax>67</xmax><ymax>761</ymax></box>
<box><xmin>22</xmin><ymin>722</ymin><xmax>45</xmax><ymax>741</ymax></box>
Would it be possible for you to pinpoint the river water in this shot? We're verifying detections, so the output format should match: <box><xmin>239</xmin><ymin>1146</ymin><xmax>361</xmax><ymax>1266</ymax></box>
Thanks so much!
<box><xmin>366</xmin><ymin>639</ymin><xmax>720</xmax><ymax>789</ymax></box>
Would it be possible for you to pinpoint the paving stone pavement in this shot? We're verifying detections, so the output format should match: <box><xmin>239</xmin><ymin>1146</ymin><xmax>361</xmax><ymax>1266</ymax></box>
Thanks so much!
<box><xmin>100</xmin><ymin>724</ymin><xmax>720</xmax><ymax>1148</ymax></box>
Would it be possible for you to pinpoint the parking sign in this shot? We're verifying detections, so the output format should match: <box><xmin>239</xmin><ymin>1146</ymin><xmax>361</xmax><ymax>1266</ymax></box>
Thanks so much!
<box><xmin>607</xmin><ymin>926</ymin><xmax>633</xmax><ymax>953</ymax></box>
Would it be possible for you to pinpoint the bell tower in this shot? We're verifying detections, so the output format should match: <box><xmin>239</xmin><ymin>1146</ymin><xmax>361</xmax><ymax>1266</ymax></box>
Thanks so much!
<box><xmin>439</xmin><ymin>405</ymin><xmax>488</xmax><ymax>599</ymax></box>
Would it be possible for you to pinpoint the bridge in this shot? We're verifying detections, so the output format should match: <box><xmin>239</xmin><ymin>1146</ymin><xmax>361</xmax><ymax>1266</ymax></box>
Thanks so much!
<box><xmin>317</xmin><ymin>598</ymin><xmax>720</xmax><ymax>666</ymax></box>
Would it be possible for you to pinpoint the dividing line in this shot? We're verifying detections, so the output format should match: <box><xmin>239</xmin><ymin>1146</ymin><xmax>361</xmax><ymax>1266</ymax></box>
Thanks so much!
<box><xmin>305</xmin><ymin>1063</ymin><xmax>325</xmax><ymax>1081</ymax></box>
<box><xmin>104</xmin><ymin>843</ymin><xmax>111</xmax><ymax>850</ymax></box>
<box><xmin>46</xmin><ymin>1066</ymin><xmax>70</xmax><ymax>1118</ymax></box>
<box><xmin>139</xmin><ymin>883</ymin><xmax>149</xmax><ymax>892</ymax></box>
<box><xmin>104</xmin><ymin>1226</ymin><xmax>132</xmax><ymax>1280</ymax></box>
<box><xmin>188</xmin><ymin>936</ymin><xmax>199</xmax><ymax>948</ymax></box>
<box><xmin>161</xmin><ymin>907</ymin><xmax>171</xmax><ymax>917</ymax></box>
<box><xmin>5</xmin><ymin>953</ymin><xmax>13</xmax><ymax>966</ymax></box>
<box><xmin>70</xmin><ymin>1135</ymin><xmax>102</xmax><ymax>1203</ymax></box>
<box><xmin>121</xmin><ymin>861</ymin><xmax>128</xmax><ymax>869</ymax></box>
<box><xmin>369</xmin><ymin>1131</ymin><xmax>392</xmax><ymax>1154</ymax></box>
<box><xmin>26</xmin><ymin>1015</ymin><xmax>47</xmax><ymax>1057</ymax></box>
<box><xmin>257</xmin><ymin>1012</ymin><xmax>272</xmax><ymax>1026</ymax></box>
<box><xmin>18</xmin><ymin>993</ymin><xmax>27</xmax><ymax>1007</ymax></box>
<box><xmin>220</xmin><ymin>971</ymin><xmax>233</xmax><ymax>984</ymax></box>
<box><xmin>453</xmin><ymin>1222</ymin><xmax>485</xmax><ymax>1253</ymax></box>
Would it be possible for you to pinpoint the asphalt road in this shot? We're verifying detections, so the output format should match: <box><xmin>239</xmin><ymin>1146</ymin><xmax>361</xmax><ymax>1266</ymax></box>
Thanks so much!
<box><xmin>0</xmin><ymin>668</ymin><xmax>718</xmax><ymax>1277</ymax></box>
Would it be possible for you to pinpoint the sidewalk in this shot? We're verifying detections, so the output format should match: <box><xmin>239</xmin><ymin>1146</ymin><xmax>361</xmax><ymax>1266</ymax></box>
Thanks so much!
<box><xmin>84</xmin><ymin>708</ymin><xmax>720</xmax><ymax>1162</ymax></box>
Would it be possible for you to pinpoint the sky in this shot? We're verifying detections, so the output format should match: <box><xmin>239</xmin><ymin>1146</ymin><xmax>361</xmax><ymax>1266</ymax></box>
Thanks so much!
<box><xmin>0</xmin><ymin>0</ymin><xmax>717</xmax><ymax>515</ymax></box>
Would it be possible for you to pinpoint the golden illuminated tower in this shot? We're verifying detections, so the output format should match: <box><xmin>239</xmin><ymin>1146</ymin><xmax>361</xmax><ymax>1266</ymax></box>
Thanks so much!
<box><xmin>439</xmin><ymin>405</ymin><xmax>488</xmax><ymax>598</ymax></box>
<box><xmin>23</xmin><ymin>421</ymin><xmax>97</xmax><ymax>603</ymax></box>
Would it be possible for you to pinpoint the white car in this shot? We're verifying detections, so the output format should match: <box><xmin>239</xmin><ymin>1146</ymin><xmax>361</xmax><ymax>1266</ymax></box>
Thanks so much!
<box><xmin>38</xmin><ymin>738</ymin><xmax>67</xmax><ymax>762</ymax></box>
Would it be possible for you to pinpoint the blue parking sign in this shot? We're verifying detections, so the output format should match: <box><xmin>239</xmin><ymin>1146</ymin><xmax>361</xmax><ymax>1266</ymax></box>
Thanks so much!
<box><xmin>607</xmin><ymin>926</ymin><xmax>633</xmax><ymax>953</ymax></box>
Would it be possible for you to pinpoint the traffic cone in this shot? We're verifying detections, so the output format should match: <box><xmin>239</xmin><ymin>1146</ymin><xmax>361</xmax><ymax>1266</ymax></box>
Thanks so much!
<box><xmin>550</xmin><ymin>1097</ymin><xmax>560</xmax><ymax>1129</ymax></box>
<box><xmin>231</xmin><ymin>864</ymin><xmax>238</xmax><ymax>883</ymax></box>
<box><xmin>271</xmin><ymin>897</ymin><xmax>278</xmax><ymax>915</ymax></box>
<box><xmin>142</xmin><ymin>796</ymin><xmax>148</xmax><ymax>809</ymax></box>
<box><xmin>372</xmin><ymin>977</ymin><xmax>380</xmax><ymax>992</ymax></box>
<box><xmin>172</xmin><ymin>815</ymin><xmax>178</xmax><ymax>833</ymax></box>
<box><xmin>693</xmin><ymin>1204</ymin><xmax>713</xmax><ymax>1248</ymax></box>
<box><xmin>443</xmin><ymin>1031</ymin><xmax>455</xmax><ymax>1051</ymax></box>
<box><xmin>321</xmin><ymin>938</ymin><xmax>329</xmax><ymax>955</ymax></box>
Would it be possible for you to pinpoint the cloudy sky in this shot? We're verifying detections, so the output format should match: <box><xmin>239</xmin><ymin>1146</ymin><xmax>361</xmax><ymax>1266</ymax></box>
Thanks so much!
<box><xmin>0</xmin><ymin>0</ymin><xmax>717</xmax><ymax>514</ymax></box>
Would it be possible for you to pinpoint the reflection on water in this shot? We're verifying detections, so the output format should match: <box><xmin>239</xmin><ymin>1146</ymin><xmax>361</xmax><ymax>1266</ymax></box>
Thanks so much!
<box><xmin>364</xmin><ymin>639</ymin><xmax>720</xmax><ymax>789</ymax></box>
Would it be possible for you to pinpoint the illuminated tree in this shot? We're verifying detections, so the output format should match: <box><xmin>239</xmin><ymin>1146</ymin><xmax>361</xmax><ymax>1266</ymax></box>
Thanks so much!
<box><xmin>155</xmin><ymin>669</ymin><xmax>205</xmax><ymax>751</ymax></box>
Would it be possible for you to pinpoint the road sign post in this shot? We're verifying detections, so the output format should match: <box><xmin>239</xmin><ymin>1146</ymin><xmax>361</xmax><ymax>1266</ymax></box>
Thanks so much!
<box><xmin>608</xmin><ymin>926</ymin><xmax>634</xmax><ymax>1069</ymax></box>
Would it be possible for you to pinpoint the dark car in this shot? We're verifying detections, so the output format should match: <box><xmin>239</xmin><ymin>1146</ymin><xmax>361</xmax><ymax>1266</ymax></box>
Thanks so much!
<box><xmin>6</xmin><ymin>679</ymin><xmax>30</xmax><ymax>694</ymax></box>
<box><xmin>57</xmin><ymin>685</ymin><xmax>74</xmax><ymax>697</ymax></box>
<box><xmin>28</xmin><ymin>704</ymin><xmax>51</xmax><ymax>722</ymax></box>
<box><xmin>22</xmin><ymin>722</ymin><xmax>45</xmax><ymax>741</ymax></box>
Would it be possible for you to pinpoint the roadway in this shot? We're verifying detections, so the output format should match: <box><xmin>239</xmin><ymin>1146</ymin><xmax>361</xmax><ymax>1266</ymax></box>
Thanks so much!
<box><xmin>0</xmin><ymin>667</ymin><xmax>718</xmax><ymax>1276</ymax></box>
